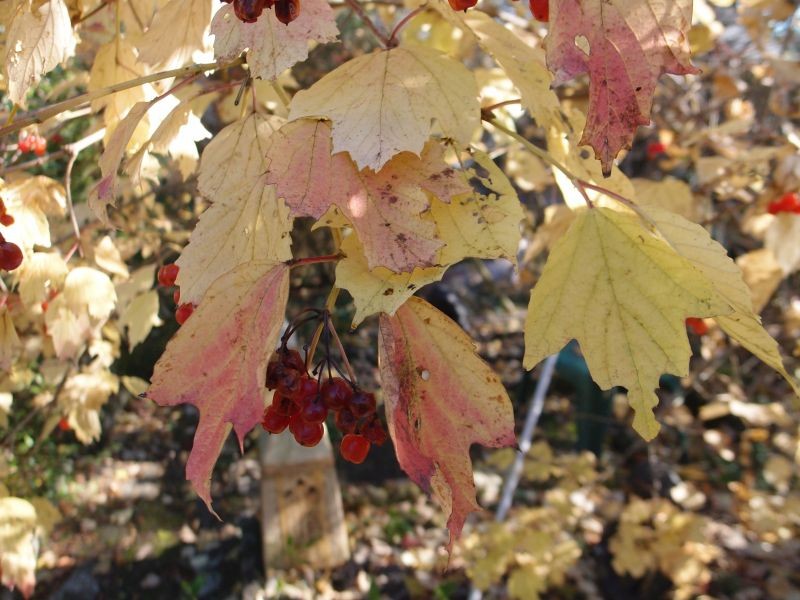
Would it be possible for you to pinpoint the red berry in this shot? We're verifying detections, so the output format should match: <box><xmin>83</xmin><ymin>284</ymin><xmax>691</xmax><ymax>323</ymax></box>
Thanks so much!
<box><xmin>0</xmin><ymin>241</ymin><xmax>23</xmax><ymax>271</ymax></box>
<box><xmin>233</xmin><ymin>0</ymin><xmax>266</xmax><ymax>22</ymax></box>
<box><xmin>175</xmin><ymin>303</ymin><xmax>194</xmax><ymax>325</ymax></box>
<box><xmin>277</xmin><ymin>368</ymin><xmax>303</xmax><ymax>396</ymax></box>
<box><xmin>362</xmin><ymin>417</ymin><xmax>388</xmax><ymax>446</ymax></box>
<box><xmin>158</xmin><ymin>263</ymin><xmax>179</xmax><ymax>287</ymax></box>
<box><xmin>335</xmin><ymin>408</ymin><xmax>357</xmax><ymax>434</ymax></box>
<box><xmin>767</xmin><ymin>192</ymin><xmax>800</xmax><ymax>215</ymax></box>
<box><xmin>0</xmin><ymin>214</ymin><xmax>13</xmax><ymax>227</ymax></box>
<box><xmin>300</xmin><ymin>396</ymin><xmax>328</xmax><ymax>424</ymax></box>
<box><xmin>280</xmin><ymin>348</ymin><xmax>306</xmax><ymax>372</ymax></box>
<box><xmin>274</xmin><ymin>0</ymin><xmax>300</xmax><ymax>24</ymax></box>
<box><xmin>18</xmin><ymin>134</ymin><xmax>33</xmax><ymax>153</ymax></box>
<box><xmin>58</xmin><ymin>418</ymin><xmax>70</xmax><ymax>432</ymax></box>
<box><xmin>686</xmin><ymin>317</ymin><xmax>708</xmax><ymax>336</ymax></box>
<box><xmin>529</xmin><ymin>0</ymin><xmax>548</xmax><ymax>20</ymax></box>
<box><xmin>290</xmin><ymin>415</ymin><xmax>324</xmax><ymax>446</ymax></box>
<box><xmin>340</xmin><ymin>434</ymin><xmax>370</xmax><ymax>464</ymax></box>
<box><xmin>267</xmin><ymin>349</ymin><xmax>306</xmax><ymax>389</ymax></box>
<box><xmin>271</xmin><ymin>391</ymin><xmax>300</xmax><ymax>417</ymax></box>
<box><xmin>261</xmin><ymin>406</ymin><xmax>290</xmax><ymax>433</ymax></box>
<box><xmin>349</xmin><ymin>390</ymin><xmax>376</xmax><ymax>418</ymax></box>
<box><xmin>173</xmin><ymin>289</ymin><xmax>181</xmax><ymax>304</ymax></box>
<box><xmin>33</xmin><ymin>136</ymin><xmax>47</xmax><ymax>157</ymax></box>
<box><xmin>291</xmin><ymin>375</ymin><xmax>319</xmax><ymax>402</ymax></box>
<box><xmin>646</xmin><ymin>141</ymin><xmax>667</xmax><ymax>160</ymax></box>
<box><xmin>320</xmin><ymin>377</ymin><xmax>352</xmax><ymax>411</ymax></box>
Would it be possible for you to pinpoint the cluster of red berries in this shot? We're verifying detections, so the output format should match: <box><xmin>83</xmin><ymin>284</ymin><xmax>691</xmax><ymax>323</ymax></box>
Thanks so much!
<box><xmin>157</xmin><ymin>263</ymin><xmax>195</xmax><ymax>325</ymax></box>
<box><xmin>17</xmin><ymin>132</ymin><xmax>47</xmax><ymax>157</ymax></box>
<box><xmin>767</xmin><ymin>192</ymin><xmax>800</xmax><ymax>215</ymax></box>
<box><xmin>262</xmin><ymin>347</ymin><xmax>387</xmax><ymax>464</ymax></box>
<box><xmin>223</xmin><ymin>0</ymin><xmax>300</xmax><ymax>25</ymax></box>
<box><xmin>0</xmin><ymin>231</ymin><xmax>22</xmax><ymax>272</ymax></box>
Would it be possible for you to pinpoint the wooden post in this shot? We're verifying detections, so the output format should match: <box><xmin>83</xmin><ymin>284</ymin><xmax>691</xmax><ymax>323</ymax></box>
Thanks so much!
<box><xmin>259</xmin><ymin>426</ymin><xmax>350</xmax><ymax>570</ymax></box>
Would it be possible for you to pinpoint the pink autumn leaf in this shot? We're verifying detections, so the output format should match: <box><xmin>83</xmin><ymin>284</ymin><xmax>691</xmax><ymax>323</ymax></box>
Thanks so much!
<box><xmin>264</xmin><ymin>119</ymin><xmax>470</xmax><ymax>272</ymax></box>
<box><xmin>145</xmin><ymin>261</ymin><xmax>289</xmax><ymax>512</ymax></box>
<box><xmin>211</xmin><ymin>0</ymin><xmax>338</xmax><ymax>81</ymax></box>
<box><xmin>546</xmin><ymin>0</ymin><xmax>698</xmax><ymax>175</ymax></box>
<box><xmin>378</xmin><ymin>297</ymin><xmax>516</xmax><ymax>552</ymax></box>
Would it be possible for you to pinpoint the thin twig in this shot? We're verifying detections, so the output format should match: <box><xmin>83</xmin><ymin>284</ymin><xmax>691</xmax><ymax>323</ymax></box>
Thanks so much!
<box><xmin>288</xmin><ymin>253</ymin><xmax>343</xmax><ymax>268</ymax></box>
<box><xmin>343</xmin><ymin>0</ymin><xmax>390</xmax><ymax>47</ymax></box>
<box><xmin>481</xmin><ymin>99</ymin><xmax>523</xmax><ymax>113</ymax></box>
<box><xmin>326</xmin><ymin>317</ymin><xmax>358</xmax><ymax>384</ymax></box>
<box><xmin>0</xmin><ymin>57</ymin><xmax>245</xmax><ymax>139</ymax></box>
<box><xmin>62</xmin><ymin>128</ymin><xmax>106</xmax><ymax>257</ymax></box>
<box><xmin>387</xmin><ymin>5</ymin><xmax>427</xmax><ymax>46</ymax></box>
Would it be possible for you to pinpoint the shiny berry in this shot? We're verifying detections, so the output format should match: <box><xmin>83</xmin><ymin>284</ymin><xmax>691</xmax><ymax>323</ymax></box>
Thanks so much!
<box><xmin>767</xmin><ymin>192</ymin><xmax>800</xmax><ymax>215</ymax></box>
<box><xmin>175</xmin><ymin>302</ymin><xmax>194</xmax><ymax>324</ymax></box>
<box><xmin>529</xmin><ymin>0</ymin><xmax>548</xmax><ymax>21</ymax></box>
<box><xmin>18</xmin><ymin>134</ymin><xmax>33</xmax><ymax>153</ymax></box>
<box><xmin>173</xmin><ymin>289</ymin><xmax>181</xmax><ymax>304</ymax></box>
<box><xmin>158</xmin><ymin>263</ymin><xmax>179</xmax><ymax>287</ymax></box>
<box><xmin>0</xmin><ymin>241</ymin><xmax>23</xmax><ymax>271</ymax></box>
<box><xmin>340</xmin><ymin>434</ymin><xmax>370</xmax><ymax>464</ymax></box>
<box><xmin>646</xmin><ymin>141</ymin><xmax>667</xmax><ymax>160</ymax></box>
<box><xmin>271</xmin><ymin>391</ymin><xmax>300</xmax><ymax>417</ymax></box>
<box><xmin>291</xmin><ymin>415</ymin><xmax>324</xmax><ymax>446</ymax></box>
<box><xmin>686</xmin><ymin>317</ymin><xmax>709</xmax><ymax>336</ymax></box>
<box><xmin>320</xmin><ymin>377</ymin><xmax>352</xmax><ymax>410</ymax></box>
<box><xmin>362</xmin><ymin>417</ymin><xmax>388</xmax><ymax>446</ymax></box>
<box><xmin>262</xmin><ymin>406</ymin><xmax>290</xmax><ymax>433</ymax></box>
<box><xmin>335</xmin><ymin>408</ymin><xmax>357</xmax><ymax>433</ymax></box>
<box><xmin>300</xmin><ymin>396</ymin><xmax>328</xmax><ymax>424</ymax></box>
<box><xmin>233</xmin><ymin>0</ymin><xmax>266</xmax><ymax>22</ymax></box>
<box><xmin>349</xmin><ymin>390</ymin><xmax>376</xmax><ymax>418</ymax></box>
<box><xmin>291</xmin><ymin>375</ymin><xmax>319</xmax><ymax>402</ymax></box>
<box><xmin>0</xmin><ymin>214</ymin><xmax>14</xmax><ymax>226</ymax></box>
<box><xmin>33</xmin><ymin>136</ymin><xmax>47</xmax><ymax>157</ymax></box>
<box><xmin>274</xmin><ymin>0</ymin><xmax>300</xmax><ymax>24</ymax></box>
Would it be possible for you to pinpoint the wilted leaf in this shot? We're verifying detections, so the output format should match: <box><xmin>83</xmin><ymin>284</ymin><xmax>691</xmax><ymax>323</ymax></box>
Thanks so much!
<box><xmin>146</xmin><ymin>262</ymin><xmax>289</xmax><ymax>510</ymax></box>
<box><xmin>378</xmin><ymin>297</ymin><xmax>516</xmax><ymax>550</ymax></box>
<box><xmin>3</xmin><ymin>0</ymin><xmax>76</xmax><ymax>107</ymax></box>
<box><xmin>264</xmin><ymin>119</ymin><xmax>469</xmax><ymax>272</ymax></box>
<box><xmin>211</xmin><ymin>0</ymin><xmax>338</xmax><ymax>81</ymax></box>
<box><xmin>119</xmin><ymin>290</ymin><xmax>161</xmax><ymax>349</ymax></box>
<box><xmin>59</xmin><ymin>370</ymin><xmax>119</xmax><ymax>444</ymax></box>
<box><xmin>524</xmin><ymin>208</ymin><xmax>731</xmax><ymax>439</ymax></box>
<box><xmin>546</xmin><ymin>0</ymin><xmax>697</xmax><ymax>173</ymax></box>
<box><xmin>289</xmin><ymin>44</ymin><xmax>479</xmax><ymax>170</ymax></box>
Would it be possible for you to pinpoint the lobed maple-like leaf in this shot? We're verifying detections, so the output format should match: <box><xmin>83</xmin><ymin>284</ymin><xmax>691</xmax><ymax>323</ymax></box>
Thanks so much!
<box><xmin>177</xmin><ymin>113</ymin><xmax>293</xmax><ymax>305</ymax></box>
<box><xmin>523</xmin><ymin>207</ymin><xmax>731</xmax><ymax>439</ymax></box>
<box><xmin>546</xmin><ymin>0</ymin><xmax>697</xmax><ymax>174</ymax></box>
<box><xmin>638</xmin><ymin>205</ymin><xmax>800</xmax><ymax>395</ymax></box>
<box><xmin>211</xmin><ymin>0</ymin><xmax>338</xmax><ymax>81</ymax></box>
<box><xmin>146</xmin><ymin>262</ymin><xmax>289</xmax><ymax>511</ymax></box>
<box><xmin>378</xmin><ymin>297</ymin><xmax>516</xmax><ymax>551</ymax></box>
<box><xmin>288</xmin><ymin>44</ymin><xmax>480</xmax><ymax>170</ymax></box>
<box><xmin>3</xmin><ymin>0</ymin><xmax>76</xmax><ymax>108</ymax></box>
<box><xmin>264</xmin><ymin>119</ymin><xmax>469</xmax><ymax>272</ymax></box>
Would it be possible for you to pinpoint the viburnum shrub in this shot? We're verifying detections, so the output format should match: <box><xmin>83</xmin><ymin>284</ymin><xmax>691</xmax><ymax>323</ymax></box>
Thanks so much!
<box><xmin>0</xmin><ymin>0</ymin><xmax>798</xmax><ymax>596</ymax></box>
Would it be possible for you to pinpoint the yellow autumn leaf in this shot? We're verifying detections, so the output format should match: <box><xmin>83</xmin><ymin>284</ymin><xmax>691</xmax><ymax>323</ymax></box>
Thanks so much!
<box><xmin>0</xmin><ymin>308</ymin><xmax>20</xmax><ymax>371</ymax></box>
<box><xmin>59</xmin><ymin>370</ymin><xmax>119</xmax><ymax>444</ymax></box>
<box><xmin>736</xmin><ymin>249</ymin><xmax>783</xmax><ymax>313</ymax></box>
<box><xmin>1</xmin><ymin>176</ymin><xmax>65</xmax><ymax>256</ymax></box>
<box><xmin>17</xmin><ymin>252</ymin><xmax>67</xmax><ymax>308</ymax></box>
<box><xmin>288</xmin><ymin>43</ymin><xmax>479</xmax><ymax>170</ymax></box>
<box><xmin>336</xmin><ymin>233</ymin><xmax>445</xmax><ymax>327</ymax></box>
<box><xmin>137</xmin><ymin>0</ymin><xmax>213</xmax><ymax>68</ymax></box>
<box><xmin>428</xmin><ymin>150</ymin><xmax>523</xmax><ymax>265</ymax></box>
<box><xmin>639</xmin><ymin>205</ymin><xmax>799</xmax><ymax>394</ymax></box>
<box><xmin>0</xmin><ymin>497</ymin><xmax>38</xmax><ymax>597</ymax></box>
<box><xmin>119</xmin><ymin>289</ymin><xmax>162</xmax><ymax>349</ymax></box>
<box><xmin>3</xmin><ymin>0</ymin><xmax>76</xmax><ymax>107</ymax></box>
<box><xmin>632</xmin><ymin>177</ymin><xmax>699</xmax><ymax>221</ymax></box>
<box><xmin>524</xmin><ymin>207</ymin><xmax>731</xmax><ymax>440</ymax></box>
<box><xmin>176</xmin><ymin>113</ymin><xmax>293</xmax><ymax>305</ymax></box>
<box><xmin>765</xmin><ymin>213</ymin><xmax>800</xmax><ymax>274</ymax></box>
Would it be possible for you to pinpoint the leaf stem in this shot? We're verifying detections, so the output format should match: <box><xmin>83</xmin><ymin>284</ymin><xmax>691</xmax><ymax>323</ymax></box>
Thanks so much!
<box><xmin>326</xmin><ymin>317</ymin><xmax>357</xmax><ymax>384</ymax></box>
<box><xmin>484</xmin><ymin>117</ymin><xmax>594</xmax><ymax>208</ymax></box>
<box><xmin>0</xmin><ymin>57</ymin><xmax>245</xmax><ymax>140</ymax></box>
<box><xmin>387</xmin><ymin>5</ymin><xmax>427</xmax><ymax>46</ymax></box>
<box><xmin>287</xmin><ymin>253</ymin><xmax>343</xmax><ymax>268</ymax></box>
<box><xmin>481</xmin><ymin>99</ymin><xmax>522</xmax><ymax>113</ymax></box>
<box><xmin>343</xmin><ymin>0</ymin><xmax>391</xmax><ymax>47</ymax></box>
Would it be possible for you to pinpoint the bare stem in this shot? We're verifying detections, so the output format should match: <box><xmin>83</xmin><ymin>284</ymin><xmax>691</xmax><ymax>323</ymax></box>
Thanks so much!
<box><xmin>388</xmin><ymin>5</ymin><xmax>427</xmax><ymax>46</ymax></box>
<box><xmin>0</xmin><ymin>57</ymin><xmax>245</xmax><ymax>139</ymax></box>
<box><xmin>288</xmin><ymin>253</ymin><xmax>343</xmax><ymax>268</ymax></box>
<box><xmin>62</xmin><ymin>128</ymin><xmax>106</xmax><ymax>256</ymax></box>
<box><xmin>343</xmin><ymin>0</ymin><xmax>390</xmax><ymax>47</ymax></box>
<box><xmin>485</xmin><ymin>117</ymin><xmax>594</xmax><ymax>208</ymax></box>
<box><xmin>326</xmin><ymin>318</ymin><xmax>357</xmax><ymax>384</ymax></box>
<box><xmin>481</xmin><ymin>98</ymin><xmax>522</xmax><ymax>113</ymax></box>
